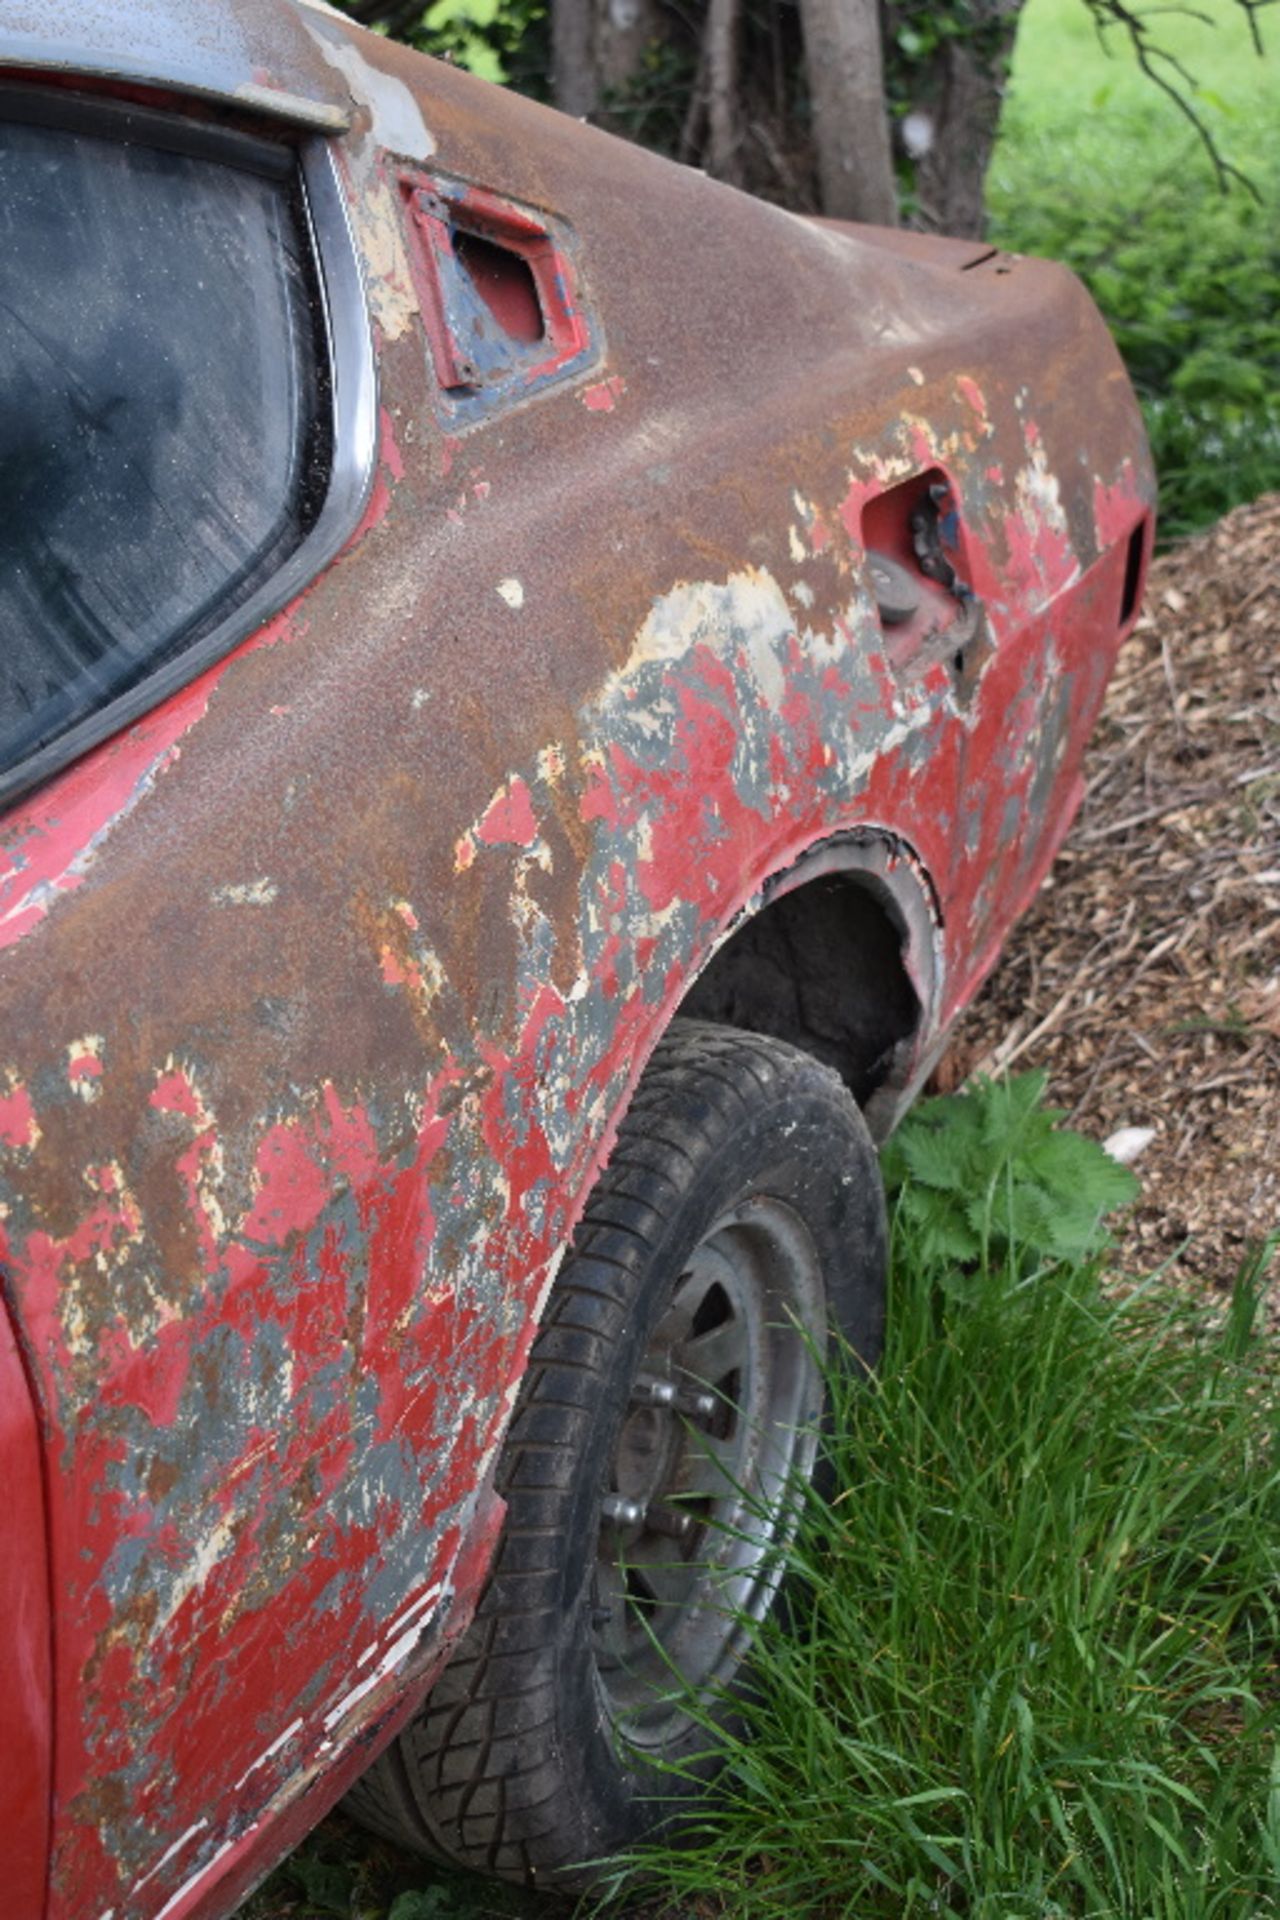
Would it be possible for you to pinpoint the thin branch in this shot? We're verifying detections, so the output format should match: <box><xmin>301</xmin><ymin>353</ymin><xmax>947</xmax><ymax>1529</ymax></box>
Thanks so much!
<box><xmin>1107</xmin><ymin>7</ymin><xmax>1217</xmax><ymax>25</ymax></box>
<box><xmin>678</xmin><ymin>36</ymin><xmax>708</xmax><ymax>162</ymax></box>
<box><xmin>1084</xmin><ymin>0</ymin><xmax>1263</xmax><ymax>198</ymax></box>
<box><xmin>1238</xmin><ymin>0</ymin><xmax>1278</xmax><ymax>54</ymax></box>
<box><xmin>749</xmin><ymin>117</ymin><xmax>804</xmax><ymax>202</ymax></box>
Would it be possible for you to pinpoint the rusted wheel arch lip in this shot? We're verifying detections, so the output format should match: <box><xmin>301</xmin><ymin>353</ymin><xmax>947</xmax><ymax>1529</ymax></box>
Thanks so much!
<box><xmin>693</xmin><ymin>825</ymin><xmax>945</xmax><ymax>1141</ymax></box>
<box><xmin>0</xmin><ymin>118</ymin><xmax>378</xmax><ymax>812</ymax></box>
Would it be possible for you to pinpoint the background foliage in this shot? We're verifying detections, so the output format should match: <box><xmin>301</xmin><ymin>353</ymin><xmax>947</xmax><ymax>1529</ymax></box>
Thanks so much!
<box><xmin>988</xmin><ymin>0</ymin><xmax>1280</xmax><ymax>542</ymax></box>
<box><xmin>398</xmin><ymin>0</ymin><xmax>546</xmax><ymax>89</ymax></box>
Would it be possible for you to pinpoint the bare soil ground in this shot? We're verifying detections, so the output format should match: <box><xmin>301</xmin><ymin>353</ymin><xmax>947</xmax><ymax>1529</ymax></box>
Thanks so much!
<box><xmin>947</xmin><ymin>493</ymin><xmax>1280</xmax><ymax>1290</ymax></box>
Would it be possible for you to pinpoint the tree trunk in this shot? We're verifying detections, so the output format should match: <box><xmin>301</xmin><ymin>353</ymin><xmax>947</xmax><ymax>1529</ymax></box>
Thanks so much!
<box><xmin>798</xmin><ymin>0</ymin><xmax>898</xmax><ymax>225</ymax></box>
<box><xmin>705</xmin><ymin>0</ymin><xmax>740</xmax><ymax>182</ymax></box>
<box><xmin>911</xmin><ymin>0</ymin><xmax>1023</xmax><ymax>236</ymax></box>
<box><xmin>553</xmin><ymin>0</ymin><xmax>598</xmax><ymax>117</ymax></box>
<box><xmin>594</xmin><ymin>0</ymin><xmax>665</xmax><ymax>98</ymax></box>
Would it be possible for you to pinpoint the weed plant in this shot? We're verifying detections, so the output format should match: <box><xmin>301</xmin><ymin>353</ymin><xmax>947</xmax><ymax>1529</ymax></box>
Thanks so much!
<box><xmin>604</xmin><ymin>1077</ymin><xmax>1280</xmax><ymax>1918</ymax></box>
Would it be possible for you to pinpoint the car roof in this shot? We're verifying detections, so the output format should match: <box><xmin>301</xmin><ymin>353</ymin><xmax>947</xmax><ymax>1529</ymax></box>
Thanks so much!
<box><xmin>0</xmin><ymin>0</ymin><xmax>354</xmax><ymax>132</ymax></box>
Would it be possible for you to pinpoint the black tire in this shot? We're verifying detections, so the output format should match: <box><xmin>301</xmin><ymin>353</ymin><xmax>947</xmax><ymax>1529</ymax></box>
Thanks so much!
<box><xmin>346</xmin><ymin>1019</ymin><xmax>886</xmax><ymax>1886</ymax></box>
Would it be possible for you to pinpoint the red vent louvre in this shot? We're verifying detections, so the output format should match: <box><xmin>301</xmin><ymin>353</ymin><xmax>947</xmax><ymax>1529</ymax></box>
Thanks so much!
<box><xmin>402</xmin><ymin>175</ymin><xmax>598</xmax><ymax>423</ymax></box>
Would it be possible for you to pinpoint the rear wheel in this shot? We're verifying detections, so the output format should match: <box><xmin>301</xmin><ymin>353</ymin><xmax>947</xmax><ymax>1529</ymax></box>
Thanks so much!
<box><xmin>347</xmin><ymin>1019</ymin><xmax>886</xmax><ymax>1885</ymax></box>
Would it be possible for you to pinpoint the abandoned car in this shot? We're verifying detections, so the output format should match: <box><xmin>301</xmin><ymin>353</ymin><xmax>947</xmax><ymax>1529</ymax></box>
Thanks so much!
<box><xmin>0</xmin><ymin>1</ymin><xmax>1154</xmax><ymax>1914</ymax></box>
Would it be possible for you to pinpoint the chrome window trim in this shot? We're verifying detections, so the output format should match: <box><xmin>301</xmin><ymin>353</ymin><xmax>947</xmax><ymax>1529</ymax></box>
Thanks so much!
<box><xmin>0</xmin><ymin>8</ymin><xmax>351</xmax><ymax>134</ymax></box>
<box><xmin>0</xmin><ymin>124</ymin><xmax>377</xmax><ymax>813</ymax></box>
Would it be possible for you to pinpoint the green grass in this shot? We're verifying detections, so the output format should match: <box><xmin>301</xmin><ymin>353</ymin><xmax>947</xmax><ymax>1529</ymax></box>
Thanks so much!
<box><xmin>997</xmin><ymin>0</ymin><xmax>1275</xmax><ymax>142</ymax></box>
<box><xmin>603</xmin><ymin>1085</ymin><xmax>1280</xmax><ymax>1918</ymax></box>
<box><xmin>988</xmin><ymin>0</ymin><xmax>1280</xmax><ymax>542</ymax></box>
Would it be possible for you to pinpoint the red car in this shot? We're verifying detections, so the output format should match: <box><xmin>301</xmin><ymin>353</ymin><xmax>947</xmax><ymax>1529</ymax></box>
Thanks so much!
<box><xmin>0</xmin><ymin>3</ymin><xmax>1153</xmax><ymax>1914</ymax></box>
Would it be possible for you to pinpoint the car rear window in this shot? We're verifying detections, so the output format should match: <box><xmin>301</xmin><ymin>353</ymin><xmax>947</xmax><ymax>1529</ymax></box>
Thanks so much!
<box><xmin>0</xmin><ymin>108</ymin><xmax>328</xmax><ymax>779</ymax></box>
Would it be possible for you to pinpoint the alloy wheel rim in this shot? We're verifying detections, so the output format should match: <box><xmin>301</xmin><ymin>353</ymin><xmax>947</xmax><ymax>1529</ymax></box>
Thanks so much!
<box><xmin>590</xmin><ymin>1195</ymin><xmax>826</xmax><ymax>1743</ymax></box>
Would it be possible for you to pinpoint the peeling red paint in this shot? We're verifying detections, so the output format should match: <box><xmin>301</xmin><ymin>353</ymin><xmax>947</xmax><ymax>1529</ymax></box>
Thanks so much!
<box><xmin>955</xmin><ymin>374</ymin><xmax>990</xmax><ymax>424</ymax></box>
<box><xmin>0</xmin><ymin>595</ymin><xmax>306</xmax><ymax>957</ymax></box>
<box><xmin>475</xmin><ymin>776</ymin><xmax>539</xmax><ymax>848</ymax></box>
<box><xmin>353</xmin><ymin>409</ymin><xmax>409</xmax><ymax>541</ymax></box>
<box><xmin>240</xmin><ymin>1124</ymin><xmax>332</xmax><ymax>1247</ymax></box>
<box><xmin>582</xmin><ymin>373</ymin><xmax>626</xmax><ymax>412</ymax></box>
<box><xmin>0</xmin><ymin>1078</ymin><xmax>39</xmax><ymax>1148</ymax></box>
<box><xmin>1094</xmin><ymin>464</ymin><xmax>1147</xmax><ymax>547</ymax></box>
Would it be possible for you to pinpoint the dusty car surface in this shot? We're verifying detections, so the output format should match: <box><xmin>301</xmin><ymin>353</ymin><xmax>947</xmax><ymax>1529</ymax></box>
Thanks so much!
<box><xmin>0</xmin><ymin>1</ymin><xmax>1154</xmax><ymax>1913</ymax></box>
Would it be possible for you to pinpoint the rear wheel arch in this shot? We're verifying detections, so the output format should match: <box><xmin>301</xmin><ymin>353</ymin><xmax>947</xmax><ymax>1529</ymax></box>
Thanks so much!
<box><xmin>678</xmin><ymin>828</ymin><xmax>944</xmax><ymax>1139</ymax></box>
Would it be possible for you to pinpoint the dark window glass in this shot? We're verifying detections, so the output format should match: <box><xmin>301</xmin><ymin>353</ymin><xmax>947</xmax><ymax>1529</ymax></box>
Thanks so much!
<box><xmin>0</xmin><ymin>114</ymin><xmax>326</xmax><ymax>777</ymax></box>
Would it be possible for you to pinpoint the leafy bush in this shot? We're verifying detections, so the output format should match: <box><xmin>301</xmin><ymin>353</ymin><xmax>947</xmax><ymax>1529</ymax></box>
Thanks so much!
<box><xmin>332</xmin><ymin>0</ymin><xmax>547</xmax><ymax>90</ymax></box>
<box><xmin>989</xmin><ymin>161</ymin><xmax>1280</xmax><ymax>543</ymax></box>
<box><xmin>606</xmin><ymin>1078</ymin><xmax>1280</xmax><ymax>1918</ymax></box>
<box><xmin>882</xmin><ymin>1069</ymin><xmax>1136</xmax><ymax>1281</ymax></box>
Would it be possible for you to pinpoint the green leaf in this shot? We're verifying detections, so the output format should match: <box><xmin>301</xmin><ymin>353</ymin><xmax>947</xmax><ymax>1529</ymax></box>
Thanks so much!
<box><xmin>389</xmin><ymin>1889</ymin><xmax>462</xmax><ymax>1920</ymax></box>
<box><xmin>424</xmin><ymin>0</ymin><xmax>498</xmax><ymax>26</ymax></box>
<box><xmin>283</xmin><ymin>1853</ymin><xmax>354</xmax><ymax>1916</ymax></box>
<box><xmin>886</xmin><ymin>1072</ymin><xmax>1137</xmax><ymax>1285</ymax></box>
<box><xmin>457</xmin><ymin>34</ymin><xmax>506</xmax><ymax>80</ymax></box>
<box><xmin>1022</xmin><ymin>1126</ymin><xmax>1139</xmax><ymax>1214</ymax></box>
<box><xmin>897</xmin><ymin>1118</ymin><xmax>972</xmax><ymax>1195</ymax></box>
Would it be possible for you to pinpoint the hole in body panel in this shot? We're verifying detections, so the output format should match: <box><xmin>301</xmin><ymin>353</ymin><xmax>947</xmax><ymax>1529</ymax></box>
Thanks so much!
<box><xmin>453</xmin><ymin>231</ymin><xmax>544</xmax><ymax>346</ymax></box>
<box><xmin>1120</xmin><ymin>516</ymin><xmax>1148</xmax><ymax>628</ymax></box>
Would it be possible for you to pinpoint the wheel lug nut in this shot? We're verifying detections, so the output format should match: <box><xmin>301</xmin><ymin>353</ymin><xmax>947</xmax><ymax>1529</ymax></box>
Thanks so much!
<box><xmin>645</xmin><ymin>1503</ymin><xmax>695</xmax><ymax>1541</ymax></box>
<box><xmin>631</xmin><ymin>1373</ymin><xmax>717</xmax><ymax>1423</ymax></box>
<box><xmin>631</xmin><ymin>1373</ymin><xmax>677</xmax><ymax>1408</ymax></box>
<box><xmin>601</xmin><ymin>1493</ymin><xmax>644</xmax><ymax>1527</ymax></box>
<box><xmin>675</xmin><ymin>1386</ymin><xmax>717</xmax><ymax>1423</ymax></box>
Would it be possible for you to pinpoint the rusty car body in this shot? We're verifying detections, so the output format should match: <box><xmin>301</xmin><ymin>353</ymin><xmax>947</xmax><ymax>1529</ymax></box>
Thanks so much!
<box><xmin>0</xmin><ymin>2</ymin><xmax>1154</xmax><ymax>1914</ymax></box>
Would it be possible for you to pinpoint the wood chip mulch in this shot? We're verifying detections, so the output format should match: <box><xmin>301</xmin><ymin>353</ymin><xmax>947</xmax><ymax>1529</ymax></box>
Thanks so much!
<box><xmin>941</xmin><ymin>492</ymin><xmax>1280</xmax><ymax>1290</ymax></box>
